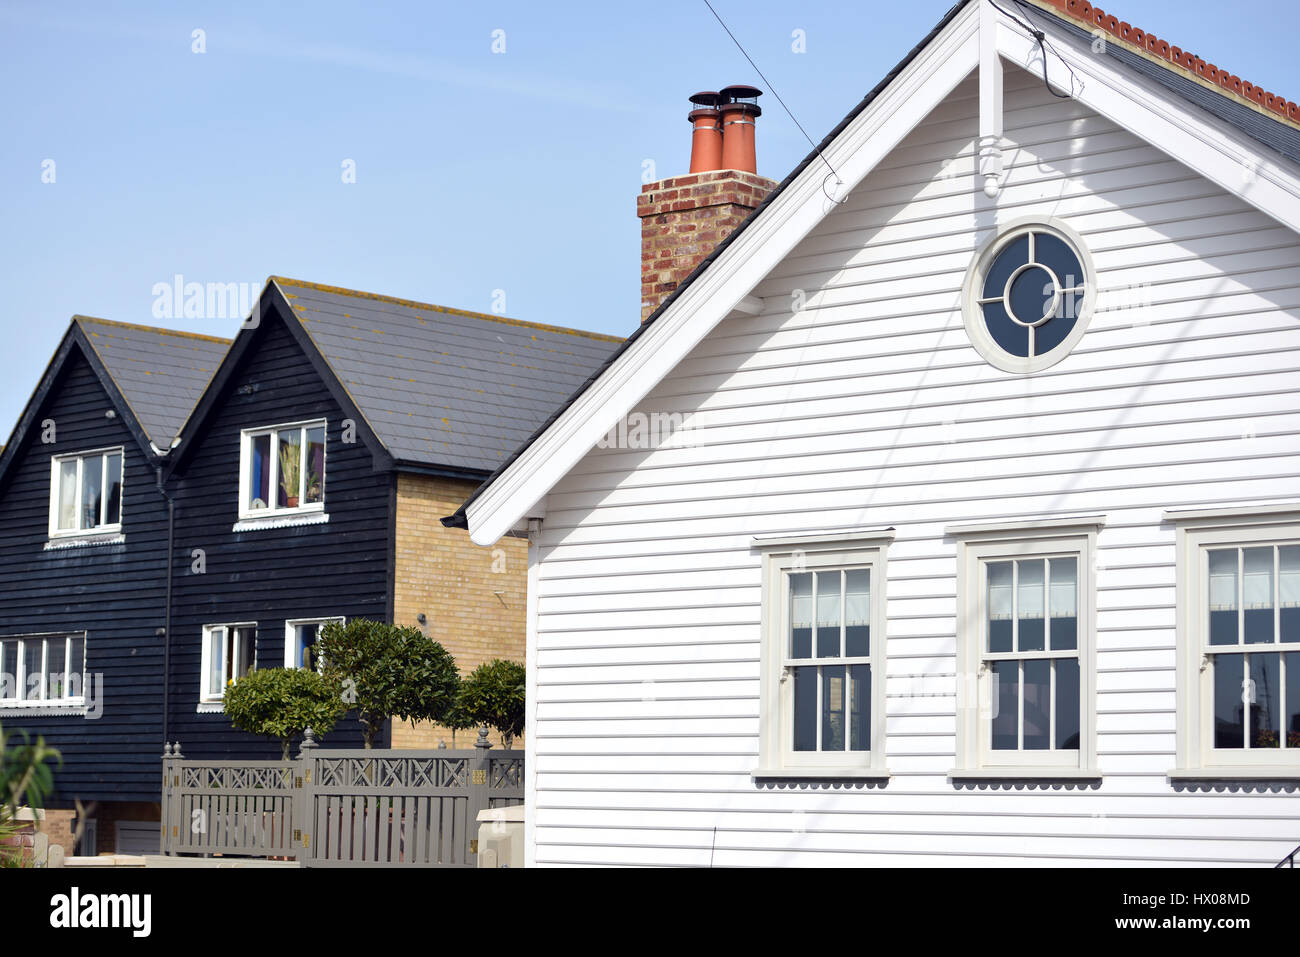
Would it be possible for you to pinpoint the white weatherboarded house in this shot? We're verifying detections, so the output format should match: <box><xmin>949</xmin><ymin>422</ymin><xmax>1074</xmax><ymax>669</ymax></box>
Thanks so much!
<box><xmin>452</xmin><ymin>0</ymin><xmax>1300</xmax><ymax>866</ymax></box>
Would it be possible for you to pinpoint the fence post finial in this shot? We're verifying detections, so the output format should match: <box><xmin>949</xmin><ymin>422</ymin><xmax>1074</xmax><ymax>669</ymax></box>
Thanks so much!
<box><xmin>172</xmin><ymin>741</ymin><xmax>184</xmax><ymax>759</ymax></box>
<box><xmin>299</xmin><ymin>727</ymin><xmax>317</xmax><ymax>758</ymax></box>
<box><xmin>163</xmin><ymin>742</ymin><xmax>172</xmax><ymax>758</ymax></box>
<box><xmin>475</xmin><ymin>725</ymin><xmax>491</xmax><ymax>750</ymax></box>
<box><xmin>438</xmin><ymin>740</ymin><xmax>447</xmax><ymax>749</ymax></box>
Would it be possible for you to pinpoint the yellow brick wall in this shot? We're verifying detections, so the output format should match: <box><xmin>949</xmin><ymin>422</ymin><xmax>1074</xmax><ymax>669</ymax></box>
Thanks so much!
<box><xmin>389</xmin><ymin>472</ymin><xmax>527</xmax><ymax>750</ymax></box>
<box><xmin>38</xmin><ymin>808</ymin><xmax>77</xmax><ymax>858</ymax></box>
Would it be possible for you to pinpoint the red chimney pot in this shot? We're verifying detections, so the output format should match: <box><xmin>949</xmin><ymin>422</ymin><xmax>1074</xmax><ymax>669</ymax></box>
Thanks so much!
<box><xmin>687</xmin><ymin>92</ymin><xmax>724</xmax><ymax>173</ymax></box>
<box><xmin>718</xmin><ymin>84</ymin><xmax>763</xmax><ymax>173</ymax></box>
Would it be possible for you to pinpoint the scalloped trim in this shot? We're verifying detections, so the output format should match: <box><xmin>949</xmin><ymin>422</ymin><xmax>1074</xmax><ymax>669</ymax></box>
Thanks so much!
<box><xmin>1169</xmin><ymin>778</ymin><xmax>1300</xmax><ymax>794</ymax></box>
<box><xmin>755</xmin><ymin>778</ymin><xmax>889</xmax><ymax>791</ymax></box>
<box><xmin>232</xmin><ymin>512</ymin><xmax>329</xmax><ymax>533</ymax></box>
<box><xmin>950</xmin><ymin>777</ymin><xmax>1102</xmax><ymax>791</ymax></box>
<box><xmin>44</xmin><ymin>533</ymin><xmax>125</xmax><ymax>551</ymax></box>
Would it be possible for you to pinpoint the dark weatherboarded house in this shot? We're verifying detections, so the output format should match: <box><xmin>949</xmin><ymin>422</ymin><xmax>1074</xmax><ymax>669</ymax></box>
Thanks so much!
<box><xmin>0</xmin><ymin>279</ymin><xmax>619</xmax><ymax>853</ymax></box>
<box><xmin>0</xmin><ymin>318</ymin><xmax>228</xmax><ymax>847</ymax></box>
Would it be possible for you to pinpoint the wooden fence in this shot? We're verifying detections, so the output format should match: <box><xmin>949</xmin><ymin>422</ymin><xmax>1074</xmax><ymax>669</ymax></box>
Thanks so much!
<box><xmin>161</xmin><ymin>728</ymin><xmax>523</xmax><ymax>867</ymax></box>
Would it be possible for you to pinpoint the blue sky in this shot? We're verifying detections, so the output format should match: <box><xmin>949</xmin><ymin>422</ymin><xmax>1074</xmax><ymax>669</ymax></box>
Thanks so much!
<box><xmin>0</xmin><ymin>0</ymin><xmax>1294</xmax><ymax>436</ymax></box>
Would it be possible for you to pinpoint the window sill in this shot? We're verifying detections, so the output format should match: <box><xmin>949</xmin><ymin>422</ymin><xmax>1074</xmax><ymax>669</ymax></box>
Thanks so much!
<box><xmin>232</xmin><ymin>511</ymin><xmax>329</xmax><ymax>533</ymax></box>
<box><xmin>0</xmin><ymin>703</ymin><xmax>88</xmax><ymax>717</ymax></box>
<box><xmin>752</xmin><ymin>767</ymin><xmax>890</xmax><ymax>787</ymax></box>
<box><xmin>44</xmin><ymin>533</ymin><xmax>125</xmax><ymax>550</ymax></box>
<box><xmin>949</xmin><ymin>768</ymin><xmax>1102</xmax><ymax>789</ymax></box>
<box><xmin>196</xmin><ymin>701</ymin><xmax>225</xmax><ymax>714</ymax></box>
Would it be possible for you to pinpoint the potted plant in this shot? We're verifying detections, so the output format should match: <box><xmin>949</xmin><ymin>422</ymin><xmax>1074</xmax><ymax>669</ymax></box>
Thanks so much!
<box><xmin>1254</xmin><ymin>728</ymin><xmax>1280</xmax><ymax>749</ymax></box>
<box><xmin>304</xmin><ymin>465</ymin><xmax>322</xmax><ymax>504</ymax></box>
<box><xmin>278</xmin><ymin>444</ymin><xmax>301</xmax><ymax>507</ymax></box>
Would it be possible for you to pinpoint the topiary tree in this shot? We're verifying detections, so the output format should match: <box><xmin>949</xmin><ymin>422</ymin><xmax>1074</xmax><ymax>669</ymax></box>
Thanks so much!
<box><xmin>316</xmin><ymin>619</ymin><xmax>461</xmax><ymax>748</ymax></box>
<box><xmin>458</xmin><ymin>659</ymin><xmax>526</xmax><ymax>748</ymax></box>
<box><xmin>223</xmin><ymin>667</ymin><xmax>345</xmax><ymax>759</ymax></box>
<box><xmin>440</xmin><ymin>691</ymin><xmax>477</xmax><ymax>748</ymax></box>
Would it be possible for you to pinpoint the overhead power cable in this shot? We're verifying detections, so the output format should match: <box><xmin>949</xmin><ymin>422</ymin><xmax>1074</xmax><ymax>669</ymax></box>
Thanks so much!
<box><xmin>701</xmin><ymin>0</ymin><xmax>847</xmax><ymax>204</ymax></box>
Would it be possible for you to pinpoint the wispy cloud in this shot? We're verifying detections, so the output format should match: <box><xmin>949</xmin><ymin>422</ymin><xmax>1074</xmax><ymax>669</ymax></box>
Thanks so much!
<box><xmin>0</xmin><ymin>4</ymin><xmax>635</xmax><ymax>113</ymax></box>
<box><xmin>218</xmin><ymin>31</ymin><xmax>637</xmax><ymax>113</ymax></box>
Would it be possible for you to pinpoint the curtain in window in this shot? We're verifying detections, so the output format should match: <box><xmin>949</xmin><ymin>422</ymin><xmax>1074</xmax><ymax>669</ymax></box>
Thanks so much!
<box><xmin>58</xmin><ymin>460</ymin><xmax>78</xmax><ymax>530</ymax></box>
<box><xmin>248</xmin><ymin>435</ymin><xmax>271</xmax><ymax>509</ymax></box>
<box><xmin>305</xmin><ymin>427</ymin><xmax>325</xmax><ymax>504</ymax></box>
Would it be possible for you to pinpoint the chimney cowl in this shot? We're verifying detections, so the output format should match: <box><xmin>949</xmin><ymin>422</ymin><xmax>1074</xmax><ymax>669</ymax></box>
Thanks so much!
<box><xmin>687</xmin><ymin>91</ymin><xmax>724</xmax><ymax>173</ymax></box>
<box><xmin>720</xmin><ymin>84</ymin><xmax>762</xmax><ymax>108</ymax></box>
<box><xmin>689</xmin><ymin>91</ymin><xmax>725</xmax><ymax>108</ymax></box>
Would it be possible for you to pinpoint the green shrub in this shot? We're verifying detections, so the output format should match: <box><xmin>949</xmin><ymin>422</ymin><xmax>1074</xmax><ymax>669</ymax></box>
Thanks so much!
<box><xmin>0</xmin><ymin>724</ymin><xmax>60</xmax><ymax>867</ymax></box>
<box><xmin>224</xmin><ymin>667</ymin><xmax>345</xmax><ymax>758</ymax></box>
<box><xmin>459</xmin><ymin>659</ymin><xmax>525</xmax><ymax>748</ymax></box>
<box><xmin>440</xmin><ymin>693</ymin><xmax>477</xmax><ymax>748</ymax></box>
<box><xmin>317</xmin><ymin>620</ymin><xmax>460</xmax><ymax>747</ymax></box>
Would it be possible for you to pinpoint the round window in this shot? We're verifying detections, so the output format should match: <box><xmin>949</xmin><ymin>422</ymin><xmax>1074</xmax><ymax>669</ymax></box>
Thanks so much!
<box><xmin>962</xmin><ymin>220</ymin><xmax>1094</xmax><ymax>373</ymax></box>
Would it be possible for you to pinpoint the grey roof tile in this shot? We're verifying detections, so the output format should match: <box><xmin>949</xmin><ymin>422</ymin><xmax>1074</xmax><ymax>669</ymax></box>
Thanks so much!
<box><xmin>76</xmin><ymin>317</ymin><xmax>231</xmax><ymax>447</ymax></box>
<box><xmin>273</xmin><ymin>278</ymin><xmax>622</xmax><ymax>473</ymax></box>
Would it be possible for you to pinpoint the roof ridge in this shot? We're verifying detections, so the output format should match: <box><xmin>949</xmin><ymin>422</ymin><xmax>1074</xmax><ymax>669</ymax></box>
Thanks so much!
<box><xmin>1026</xmin><ymin>0</ymin><xmax>1300</xmax><ymax>132</ymax></box>
<box><xmin>73</xmin><ymin>315</ymin><xmax>233</xmax><ymax>345</ymax></box>
<box><xmin>269</xmin><ymin>276</ymin><xmax>623</xmax><ymax>344</ymax></box>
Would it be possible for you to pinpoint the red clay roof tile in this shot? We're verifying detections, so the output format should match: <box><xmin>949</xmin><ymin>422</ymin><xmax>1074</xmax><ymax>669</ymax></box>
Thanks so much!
<box><xmin>1029</xmin><ymin>0</ymin><xmax>1299</xmax><ymax>129</ymax></box>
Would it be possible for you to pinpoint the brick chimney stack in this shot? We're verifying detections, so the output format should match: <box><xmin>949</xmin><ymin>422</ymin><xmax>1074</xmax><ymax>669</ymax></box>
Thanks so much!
<box><xmin>638</xmin><ymin>86</ymin><xmax>778</xmax><ymax>323</ymax></box>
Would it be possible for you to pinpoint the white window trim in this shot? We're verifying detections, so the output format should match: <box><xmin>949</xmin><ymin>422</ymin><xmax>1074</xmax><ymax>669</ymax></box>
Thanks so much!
<box><xmin>198</xmin><ymin>622</ymin><xmax>257</xmax><ymax>706</ymax></box>
<box><xmin>0</xmin><ymin>632</ymin><xmax>87</xmax><ymax>710</ymax></box>
<box><xmin>754</xmin><ymin>528</ymin><xmax>893</xmax><ymax>780</ymax></box>
<box><xmin>1167</xmin><ymin>504</ymin><xmax>1300</xmax><ymax>780</ymax></box>
<box><xmin>47</xmin><ymin>447</ymin><xmax>124</xmax><ymax>539</ymax></box>
<box><xmin>237</xmin><ymin>419</ymin><xmax>327</xmax><ymax>521</ymax></box>
<box><xmin>959</xmin><ymin>216</ymin><xmax>1097</xmax><ymax>376</ymax></box>
<box><xmin>284</xmin><ymin>617</ymin><xmax>345</xmax><ymax>670</ymax></box>
<box><xmin>950</xmin><ymin>516</ymin><xmax>1102</xmax><ymax>778</ymax></box>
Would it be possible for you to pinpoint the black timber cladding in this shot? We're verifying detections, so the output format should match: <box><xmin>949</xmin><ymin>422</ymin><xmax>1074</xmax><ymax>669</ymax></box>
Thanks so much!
<box><xmin>0</xmin><ymin>346</ymin><xmax>168</xmax><ymax>804</ymax></box>
<box><xmin>0</xmin><ymin>278</ymin><xmax>618</xmax><ymax>804</ymax></box>
<box><xmin>165</xmin><ymin>301</ymin><xmax>387</xmax><ymax>756</ymax></box>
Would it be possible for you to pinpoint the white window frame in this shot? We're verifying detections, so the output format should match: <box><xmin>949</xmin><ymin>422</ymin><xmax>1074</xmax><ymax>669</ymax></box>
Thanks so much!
<box><xmin>198</xmin><ymin>623</ymin><xmax>257</xmax><ymax>706</ymax></box>
<box><xmin>237</xmin><ymin>419</ymin><xmax>327</xmax><ymax>521</ymax></box>
<box><xmin>284</xmin><ymin>617</ymin><xmax>344</xmax><ymax>671</ymax></box>
<box><xmin>959</xmin><ymin>216</ymin><xmax>1096</xmax><ymax>376</ymax></box>
<box><xmin>0</xmin><ymin>633</ymin><xmax>87</xmax><ymax>708</ymax></box>
<box><xmin>1167</xmin><ymin>504</ymin><xmax>1300</xmax><ymax>779</ymax></box>
<box><xmin>48</xmin><ymin>447</ymin><xmax>124</xmax><ymax>538</ymax></box>
<box><xmin>754</xmin><ymin>528</ymin><xmax>893</xmax><ymax>780</ymax></box>
<box><xmin>950</xmin><ymin>516</ymin><xmax>1102</xmax><ymax>778</ymax></box>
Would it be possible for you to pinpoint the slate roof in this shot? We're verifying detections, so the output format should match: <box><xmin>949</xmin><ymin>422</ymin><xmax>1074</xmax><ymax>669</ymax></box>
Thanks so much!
<box><xmin>75</xmin><ymin>317</ymin><xmax>230</xmax><ymax>448</ymax></box>
<box><xmin>271</xmin><ymin>278</ymin><xmax>623</xmax><ymax>474</ymax></box>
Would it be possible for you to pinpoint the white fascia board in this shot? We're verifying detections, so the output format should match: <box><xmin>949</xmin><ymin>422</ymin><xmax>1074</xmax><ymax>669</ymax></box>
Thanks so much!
<box><xmin>994</xmin><ymin>6</ymin><xmax>1300</xmax><ymax>234</ymax></box>
<box><xmin>465</xmin><ymin>3</ymin><xmax>983</xmax><ymax>546</ymax></box>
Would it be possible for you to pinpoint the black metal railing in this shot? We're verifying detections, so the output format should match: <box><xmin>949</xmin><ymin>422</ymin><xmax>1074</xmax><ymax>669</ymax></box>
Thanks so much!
<box><xmin>1276</xmin><ymin>843</ymin><xmax>1300</xmax><ymax>868</ymax></box>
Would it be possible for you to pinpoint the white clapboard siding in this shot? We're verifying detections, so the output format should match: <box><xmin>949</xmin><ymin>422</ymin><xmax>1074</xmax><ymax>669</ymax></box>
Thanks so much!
<box><xmin>529</xmin><ymin>65</ymin><xmax>1300</xmax><ymax>866</ymax></box>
